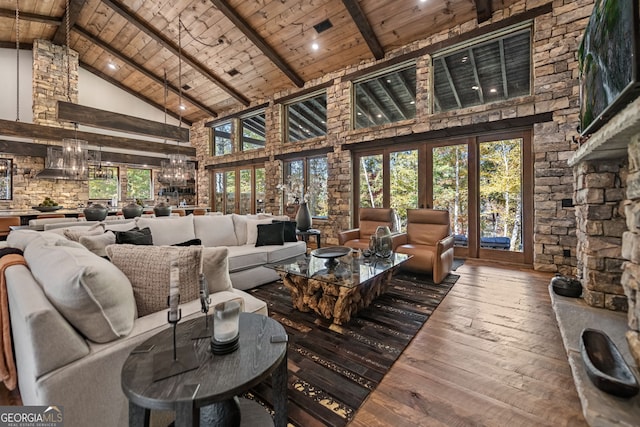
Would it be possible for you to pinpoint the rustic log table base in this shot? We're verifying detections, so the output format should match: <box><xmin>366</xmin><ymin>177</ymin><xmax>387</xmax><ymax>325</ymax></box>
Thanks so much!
<box><xmin>279</xmin><ymin>269</ymin><xmax>395</xmax><ymax>324</ymax></box>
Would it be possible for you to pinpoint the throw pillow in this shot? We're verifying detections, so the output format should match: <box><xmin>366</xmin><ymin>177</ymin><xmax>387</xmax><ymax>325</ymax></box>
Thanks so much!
<box><xmin>104</xmin><ymin>220</ymin><xmax>137</xmax><ymax>232</ymax></box>
<box><xmin>136</xmin><ymin>215</ymin><xmax>196</xmax><ymax>246</ymax></box>
<box><xmin>24</xmin><ymin>243</ymin><xmax>136</xmax><ymax>343</ymax></box>
<box><xmin>63</xmin><ymin>226</ymin><xmax>104</xmax><ymax>242</ymax></box>
<box><xmin>173</xmin><ymin>238</ymin><xmax>202</xmax><ymax>246</ymax></box>
<box><xmin>105</xmin><ymin>244</ymin><xmax>202</xmax><ymax>317</ymax></box>
<box><xmin>115</xmin><ymin>227</ymin><xmax>153</xmax><ymax>245</ymax></box>
<box><xmin>273</xmin><ymin>220</ymin><xmax>298</xmax><ymax>242</ymax></box>
<box><xmin>245</xmin><ymin>218</ymin><xmax>277</xmax><ymax>245</ymax></box>
<box><xmin>255</xmin><ymin>222</ymin><xmax>285</xmax><ymax>247</ymax></box>
<box><xmin>201</xmin><ymin>247</ymin><xmax>233</xmax><ymax>293</ymax></box>
<box><xmin>231</xmin><ymin>214</ymin><xmax>262</xmax><ymax>245</ymax></box>
<box><xmin>79</xmin><ymin>231</ymin><xmax>116</xmax><ymax>257</ymax></box>
<box><xmin>193</xmin><ymin>215</ymin><xmax>238</xmax><ymax>246</ymax></box>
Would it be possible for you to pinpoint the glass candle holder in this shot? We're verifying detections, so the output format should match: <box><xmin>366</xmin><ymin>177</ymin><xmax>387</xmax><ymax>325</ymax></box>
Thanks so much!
<box><xmin>211</xmin><ymin>298</ymin><xmax>244</xmax><ymax>355</ymax></box>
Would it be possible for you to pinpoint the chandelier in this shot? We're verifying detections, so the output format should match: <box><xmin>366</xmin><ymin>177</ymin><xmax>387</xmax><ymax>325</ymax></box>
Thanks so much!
<box><xmin>89</xmin><ymin>146</ymin><xmax>114</xmax><ymax>180</ymax></box>
<box><xmin>160</xmin><ymin>154</ymin><xmax>193</xmax><ymax>186</ymax></box>
<box><xmin>62</xmin><ymin>135</ymin><xmax>88</xmax><ymax>180</ymax></box>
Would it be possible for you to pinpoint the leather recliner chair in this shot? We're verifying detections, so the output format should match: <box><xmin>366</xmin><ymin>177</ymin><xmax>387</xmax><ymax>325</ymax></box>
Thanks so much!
<box><xmin>394</xmin><ymin>208</ymin><xmax>455</xmax><ymax>284</ymax></box>
<box><xmin>338</xmin><ymin>207</ymin><xmax>400</xmax><ymax>250</ymax></box>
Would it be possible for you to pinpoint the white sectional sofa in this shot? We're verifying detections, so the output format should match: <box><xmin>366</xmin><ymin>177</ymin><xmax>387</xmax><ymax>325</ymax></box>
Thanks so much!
<box><xmin>3</xmin><ymin>213</ymin><xmax>305</xmax><ymax>427</ymax></box>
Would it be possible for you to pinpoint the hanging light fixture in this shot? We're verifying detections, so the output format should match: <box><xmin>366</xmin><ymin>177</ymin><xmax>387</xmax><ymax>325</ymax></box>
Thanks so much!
<box><xmin>159</xmin><ymin>16</ymin><xmax>189</xmax><ymax>187</ymax></box>
<box><xmin>89</xmin><ymin>146</ymin><xmax>114</xmax><ymax>180</ymax></box>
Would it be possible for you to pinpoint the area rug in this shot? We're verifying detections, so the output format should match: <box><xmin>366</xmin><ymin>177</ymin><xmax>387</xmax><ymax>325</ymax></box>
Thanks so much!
<box><xmin>247</xmin><ymin>271</ymin><xmax>459</xmax><ymax>427</ymax></box>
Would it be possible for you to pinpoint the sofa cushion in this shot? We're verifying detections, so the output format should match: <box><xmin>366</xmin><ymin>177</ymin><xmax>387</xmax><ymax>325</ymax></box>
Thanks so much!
<box><xmin>24</xmin><ymin>243</ymin><xmax>136</xmax><ymax>343</ymax></box>
<box><xmin>255</xmin><ymin>222</ymin><xmax>284</xmax><ymax>247</ymax></box>
<box><xmin>225</xmin><ymin>246</ymin><xmax>269</xmax><ymax>273</ymax></box>
<box><xmin>136</xmin><ymin>215</ymin><xmax>196</xmax><ymax>246</ymax></box>
<box><xmin>273</xmin><ymin>220</ymin><xmax>297</xmax><ymax>242</ymax></box>
<box><xmin>105</xmin><ymin>244</ymin><xmax>202</xmax><ymax>317</ymax></box>
<box><xmin>8</xmin><ymin>229</ymin><xmax>85</xmax><ymax>251</ymax></box>
<box><xmin>231</xmin><ymin>214</ymin><xmax>260</xmax><ymax>245</ymax></box>
<box><xmin>194</xmin><ymin>215</ymin><xmax>238</xmax><ymax>246</ymax></box>
<box><xmin>79</xmin><ymin>231</ymin><xmax>116</xmax><ymax>257</ymax></box>
<box><xmin>63</xmin><ymin>225</ymin><xmax>104</xmax><ymax>242</ymax></box>
<box><xmin>263</xmin><ymin>241</ymin><xmax>308</xmax><ymax>263</ymax></box>
<box><xmin>202</xmin><ymin>247</ymin><xmax>233</xmax><ymax>293</ymax></box>
<box><xmin>115</xmin><ymin>227</ymin><xmax>153</xmax><ymax>245</ymax></box>
<box><xmin>246</xmin><ymin>218</ymin><xmax>278</xmax><ymax>245</ymax></box>
<box><xmin>103</xmin><ymin>220</ymin><xmax>137</xmax><ymax>232</ymax></box>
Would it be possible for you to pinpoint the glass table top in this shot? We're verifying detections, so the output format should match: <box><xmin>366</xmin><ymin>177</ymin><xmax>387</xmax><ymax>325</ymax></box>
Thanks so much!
<box><xmin>265</xmin><ymin>250</ymin><xmax>410</xmax><ymax>289</ymax></box>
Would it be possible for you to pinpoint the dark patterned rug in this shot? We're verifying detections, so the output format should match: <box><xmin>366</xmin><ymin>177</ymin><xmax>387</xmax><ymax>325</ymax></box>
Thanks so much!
<box><xmin>247</xmin><ymin>271</ymin><xmax>459</xmax><ymax>427</ymax></box>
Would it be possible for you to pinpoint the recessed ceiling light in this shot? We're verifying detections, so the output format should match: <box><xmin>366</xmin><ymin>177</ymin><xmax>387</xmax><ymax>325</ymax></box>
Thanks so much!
<box><xmin>108</xmin><ymin>62</ymin><xmax>117</xmax><ymax>70</ymax></box>
<box><xmin>409</xmin><ymin>101</ymin><xmax>415</xmax><ymax>104</ymax></box>
<box><xmin>357</xmin><ymin>112</ymin><xmax>362</xmax><ymax>116</ymax></box>
<box><xmin>471</xmin><ymin>85</ymin><xmax>479</xmax><ymax>91</ymax></box>
<box><xmin>311</xmin><ymin>42</ymin><xmax>319</xmax><ymax>51</ymax></box>
<box><xmin>179</xmin><ymin>105</ymin><xmax>186</xmax><ymax>110</ymax></box>
<box><xmin>376</xmin><ymin>114</ymin><xmax>382</xmax><ymax>118</ymax></box>
<box><xmin>490</xmin><ymin>88</ymin><xmax>497</xmax><ymax>93</ymax></box>
<box><xmin>461</xmin><ymin>56</ymin><xmax>468</xmax><ymax>63</ymax></box>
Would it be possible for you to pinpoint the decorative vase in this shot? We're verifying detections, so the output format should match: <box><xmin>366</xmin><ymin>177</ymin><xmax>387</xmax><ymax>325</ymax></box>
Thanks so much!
<box><xmin>83</xmin><ymin>203</ymin><xmax>108</xmax><ymax>221</ymax></box>
<box><xmin>122</xmin><ymin>201</ymin><xmax>144</xmax><ymax>219</ymax></box>
<box><xmin>295</xmin><ymin>202</ymin><xmax>312</xmax><ymax>231</ymax></box>
<box><xmin>153</xmin><ymin>202</ymin><xmax>172</xmax><ymax>217</ymax></box>
<box><xmin>374</xmin><ymin>226</ymin><xmax>393</xmax><ymax>258</ymax></box>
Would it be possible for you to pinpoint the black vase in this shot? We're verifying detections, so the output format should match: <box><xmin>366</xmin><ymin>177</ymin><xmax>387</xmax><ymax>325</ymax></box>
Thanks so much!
<box><xmin>295</xmin><ymin>202</ymin><xmax>312</xmax><ymax>231</ymax></box>
<box><xmin>83</xmin><ymin>204</ymin><xmax>108</xmax><ymax>221</ymax></box>
<box><xmin>122</xmin><ymin>202</ymin><xmax>143</xmax><ymax>219</ymax></box>
<box><xmin>153</xmin><ymin>202</ymin><xmax>172</xmax><ymax>217</ymax></box>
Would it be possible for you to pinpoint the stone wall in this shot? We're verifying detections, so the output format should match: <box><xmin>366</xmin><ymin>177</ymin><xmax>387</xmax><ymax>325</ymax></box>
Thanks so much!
<box><xmin>575</xmin><ymin>159</ymin><xmax>628</xmax><ymax>311</ymax></box>
<box><xmin>191</xmin><ymin>0</ymin><xmax>595</xmax><ymax>266</ymax></box>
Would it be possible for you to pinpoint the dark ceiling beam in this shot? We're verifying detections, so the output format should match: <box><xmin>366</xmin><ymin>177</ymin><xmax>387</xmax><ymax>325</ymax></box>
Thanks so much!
<box><xmin>74</xmin><ymin>25</ymin><xmax>215</xmax><ymax>119</ymax></box>
<box><xmin>467</xmin><ymin>49</ymin><xmax>484</xmax><ymax>104</ymax></box>
<box><xmin>52</xmin><ymin>0</ymin><xmax>85</xmax><ymax>45</ymax></box>
<box><xmin>0</xmin><ymin>8</ymin><xmax>62</xmax><ymax>26</ymax></box>
<box><xmin>0</xmin><ymin>40</ymin><xmax>31</xmax><ymax>49</ymax></box>
<box><xmin>101</xmin><ymin>0</ymin><xmax>249</xmax><ymax>106</ymax></box>
<box><xmin>0</xmin><ymin>119</ymin><xmax>196</xmax><ymax>156</ymax></box>
<box><xmin>209</xmin><ymin>0</ymin><xmax>304</xmax><ymax>88</ymax></box>
<box><xmin>57</xmin><ymin>101</ymin><xmax>190</xmax><ymax>142</ymax></box>
<box><xmin>374</xmin><ymin>78</ymin><xmax>408</xmax><ymax>119</ymax></box>
<box><xmin>80</xmin><ymin>61</ymin><xmax>192</xmax><ymax>126</ymax></box>
<box><xmin>475</xmin><ymin>0</ymin><xmax>493</xmax><ymax>24</ymax></box>
<box><xmin>440</xmin><ymin>57</ymin><xmax>461</xmax><ymax>109</ymax></box>
<box><xmin>341</xmin><ymin>0</ymin><xmax>385</xmax><ymax>60</ymax></box>
<box><xmin>359</xmin><ymin>85</ymin><xmax>391</xmax><ymax>123</ymax></box>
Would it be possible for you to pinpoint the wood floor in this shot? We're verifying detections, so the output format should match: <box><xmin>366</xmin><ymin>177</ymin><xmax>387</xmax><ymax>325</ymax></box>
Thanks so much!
<box><xmin>0</xmin><ymin>260</ymin><xmax>587</xmax><ymax>426</ymax></box>
<box><xmin>348</xmin><ymin>259</ymin><xmax>587</xmax><ymax>427</ymax></box>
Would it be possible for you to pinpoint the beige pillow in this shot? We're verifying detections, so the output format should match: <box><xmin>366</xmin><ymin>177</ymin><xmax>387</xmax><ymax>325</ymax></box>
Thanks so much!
<box><xmin>193</xmin><ymin>215</ymin><xmax>238</xmax><ymax>247</ymax></box>
<box><xmin>24</xmin><ymin>243</ymin><xmax>136</xmax><ymax>343</ymax></box>
<box><xmin>202</xmin><ymin>247</ymin><xmax>233</xmax><ymax>293</ymax></box>
<box><xmin>106</xmin><ymin>244</ymin><xmax>203</xmax><ymax>317</ymax></box>
<box><xmin>136</xmin><ymin>215</ymin><xmax>196</xmax><ymax>246</ymax></box>
<box><xmin>246</xmin><ymin>218</ymin><xmax>278</xmax><ymax>245</ymax></box>
<box><xmin>63</xmin><ymin>226</ymin><xmax>104</xmax><ymax>242</ymax></box>
<box><xmin>79</xmin><ymin>231</ymin><xmax>116</xmax><ymax>257</ymax></box>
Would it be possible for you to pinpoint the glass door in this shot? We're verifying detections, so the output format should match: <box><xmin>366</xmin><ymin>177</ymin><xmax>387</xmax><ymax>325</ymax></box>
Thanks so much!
<box><xmin>212</xmin><ymin>165</ymin><xmax>265</xmax><ymax>214</ymax></box>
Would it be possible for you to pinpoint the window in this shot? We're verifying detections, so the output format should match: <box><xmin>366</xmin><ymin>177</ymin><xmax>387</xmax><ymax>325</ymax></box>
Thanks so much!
<box><xmin>212</xmin><ymin>165</ymin><xmax>266</xmax><ymax>214</ymax></box>
<box><xmin>126</xmin><ymin>168</ymin><xmax>152</xmax><ymax>201</ymax></box>
<box><xmin>241</xmin><ymin>111</ymin><xmax>266</xmax><ymax>151</ymax></box>
<box><xmin>286</xmin><ymin>92</ymin><xmax>327</xmax><ymax>142</ymax></box>
<box><xmin>282</xmin><ymin>156</ymin><xmax>328</xmax><ymax>218</ymax></box>
<box><xmin>353</xmin><ymin>64</ymin><xmax>416</xmax><ymax>129</ymax></box>
<box><xmin>432</xmin><ymin>27</ymin><xmax>531</xmax><ymax>112</ymax></box>
<box><xmin>89</xmin><ymin>166</ymin><xmax>119</xmax><ymax>200</ymax></box>
<box><xmin>0</xmin><ymin>159</ymin><xmax>12</xmax><ymax>200</ymax></box>
<box><xmin>212</xmin><ymin>122</ymin><xmax>233</xmax><ymax>155</ymax></box>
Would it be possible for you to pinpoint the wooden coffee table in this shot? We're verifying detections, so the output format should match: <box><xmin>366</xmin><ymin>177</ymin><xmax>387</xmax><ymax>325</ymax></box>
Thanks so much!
<box><xmin>266</xmin><ymin>252</ymin><xmax>410</xmax><ymax>324</ymax></box>
<box><xmin>121</xmin><ymin>313</ymin><xmax>288</xmax><ymax>427</ymax></box>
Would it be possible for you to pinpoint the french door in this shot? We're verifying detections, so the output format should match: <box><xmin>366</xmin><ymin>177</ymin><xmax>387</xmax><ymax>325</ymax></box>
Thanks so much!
<box><xmin>354</xmin><ymin>130</ymin><xmax>532</xmax><ymax>264</ymax></box>
<box><xmin>211</xmin><ymin>165</ymin><xmax>266</xmax><ymax>214</ymax></box>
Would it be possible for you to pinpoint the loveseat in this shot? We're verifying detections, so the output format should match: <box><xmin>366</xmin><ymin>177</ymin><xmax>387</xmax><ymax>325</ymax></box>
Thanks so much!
<box><xmin>3</xmin><ymin>213</ymin><xmax>306</xmax><ymax>427</ymax></box>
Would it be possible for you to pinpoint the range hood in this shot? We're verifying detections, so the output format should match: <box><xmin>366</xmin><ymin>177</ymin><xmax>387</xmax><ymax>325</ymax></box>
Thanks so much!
<box><xmin>36</xmin><ymin>146</ymin><xmax>69</xmax><ymax>180</ymax></box>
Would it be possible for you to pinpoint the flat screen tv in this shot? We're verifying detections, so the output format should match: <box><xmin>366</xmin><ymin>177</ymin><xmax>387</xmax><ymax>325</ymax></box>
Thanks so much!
<box><xmin>579</xmin><ymin>0</ymin><xmax>640</xmax><ymax>136</ymax></box>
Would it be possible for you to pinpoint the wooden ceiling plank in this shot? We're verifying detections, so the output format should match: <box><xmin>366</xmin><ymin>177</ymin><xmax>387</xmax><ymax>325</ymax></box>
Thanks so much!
<box><xmin>73</xmin><ymin>25</ymin><xmax>217</xmax><ymax>118</ymax></box>
<box><xmin>0</xmin><ymin>7</ymin><xmax>62</xmax><ymax>26</ymax></box>
<box><xmin>57</xmin><ymin>101</ymin><xmax>190</xmax><ymax>141</ymax></box>
<box><xmin>0</xmin><ymin>118</ymin><xmax>196</xmax><ymax>156</ymax></box>
<box><xmin>100</xmin><ymin>0</ymin><xmax>249</xmax><ymax>106</ymax></box>
<box><xmin>52</xmin><ymin>0</ymin><xmax>85</xmax><ymax>45</ymax></box>
<box><xmin>209</xmin><ymin>0</ymin><xmax>304</xmax><ymax>88</ymax></box>
<box><xmin>80</xmin><ymin>61</ymin><xmax>192</xmax><ymax>126</ymax></box>
<box><xmin>340</xmin><ymin>0</ymin><xmax>384</xmax><ymax>60</ymax></box>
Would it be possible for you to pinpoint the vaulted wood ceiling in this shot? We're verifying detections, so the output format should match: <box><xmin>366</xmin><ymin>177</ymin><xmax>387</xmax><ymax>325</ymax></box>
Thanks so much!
<box><xmin>0</xmin><ymin>0</ymin><xmax>516</xmax><ymax>125</ymax></box>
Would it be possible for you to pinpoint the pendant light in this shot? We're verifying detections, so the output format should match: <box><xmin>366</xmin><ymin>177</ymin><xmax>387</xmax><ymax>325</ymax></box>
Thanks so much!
<box><xmin>89</xmin><ymin>145</ymin><xmax>114</xmax><ymax>180</ymax></box>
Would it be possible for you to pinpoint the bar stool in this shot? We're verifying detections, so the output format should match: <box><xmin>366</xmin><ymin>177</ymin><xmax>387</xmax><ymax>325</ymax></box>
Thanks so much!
<box><xmin>0</xmin><ymin>217</ymin><xmax>20</xmax><ymax>240</ymax></box>
<box><xmin>193</xmin><ymin>208</ymin><xmax>207</xmax><ymax>216</ymax></box>
<box><xmin>172</xmin><ymin>209</ymin><xmax>186</xmax><ymax>217</ymax></box>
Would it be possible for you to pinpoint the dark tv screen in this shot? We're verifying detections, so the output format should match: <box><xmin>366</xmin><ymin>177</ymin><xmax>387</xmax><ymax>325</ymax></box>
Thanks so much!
<box><xmin>579</xmin><ymin>0</ymin><xmax>640</xmax><ymax>136</ymax></box>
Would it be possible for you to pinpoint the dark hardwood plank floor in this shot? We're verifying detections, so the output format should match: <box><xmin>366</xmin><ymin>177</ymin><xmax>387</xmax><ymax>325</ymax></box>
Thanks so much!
<box><xmin>0</xmin><ymin>260</ymin><xmax>586</xmax><ymax>427</ymax></box>
<box><xmin>348</xmin><ymin>259</ymin><xmax>587</xmax><ymax>427</ymax></box>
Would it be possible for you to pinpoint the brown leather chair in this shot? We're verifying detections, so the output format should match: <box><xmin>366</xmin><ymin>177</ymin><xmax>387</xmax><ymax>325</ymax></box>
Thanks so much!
<box><xmin>338</xmin><ymin>208</ymin><xmax>399</xmax><ymax>250</ymax></box>
<box><xmin>192</xmin><ymin>208</ymin><xmax>207</xmax><ymax>216</ymax></box>
<box><xmin>0</xmin><ymin>217</ymin><xmax>20</xmax><ymax>240</ymax></box>
<box><xmin>394</xmin><ymin>209</ymin><xmax>455</xmax><ymax>284</ymax></box>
